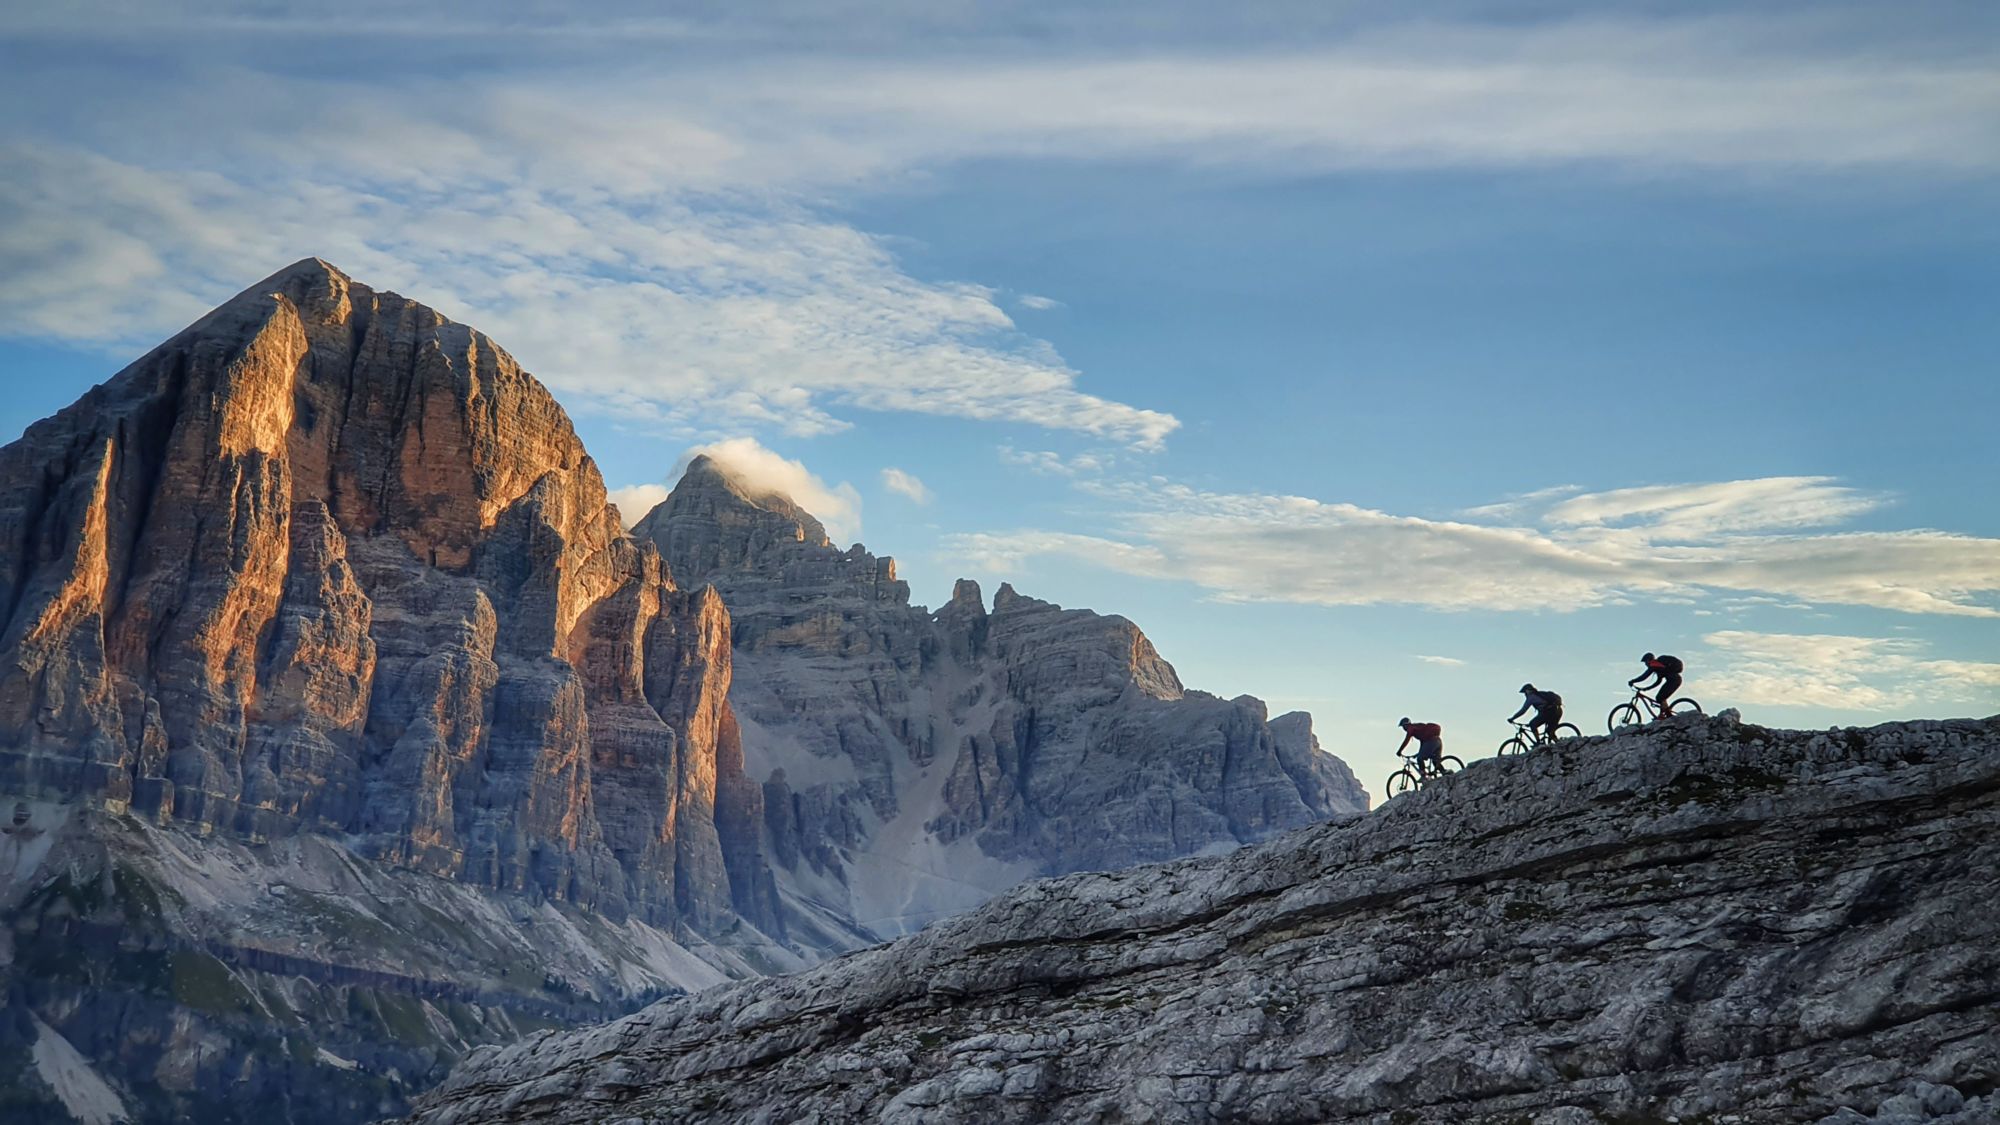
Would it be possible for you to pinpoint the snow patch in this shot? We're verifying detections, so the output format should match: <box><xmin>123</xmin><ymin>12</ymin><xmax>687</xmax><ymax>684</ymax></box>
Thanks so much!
<box><xmin>315</xmin><ymin>1046</ymin><xmax>360</xmax><ymax>1071</ymax></box>
<box><xmin>31</xmin><ymin>1016</ymin><xmax>129</xmax><ymax>1125</ymax></box>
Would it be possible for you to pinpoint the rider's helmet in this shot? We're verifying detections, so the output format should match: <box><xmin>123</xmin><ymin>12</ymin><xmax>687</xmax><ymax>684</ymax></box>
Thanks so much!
<box><xmin>1398</xmin><ymin>717</ymin><xmax>1410</xmax><ymax>727</ymax></box>
<box><xmin>1519</xmin><ymin>683</ymin><xmax>1535</xmax><ymax>694</ymax></box>
<box><xmin>1641</xmin><ymin>652</ymin><xmax>1655</xmax><ymax>662</ymax></box>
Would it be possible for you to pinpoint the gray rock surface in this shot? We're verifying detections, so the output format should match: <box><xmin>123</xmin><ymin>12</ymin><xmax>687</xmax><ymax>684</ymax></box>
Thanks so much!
<box><xmin>633</xmin><ymin>459</ymin><xmax>1368</xmax><ymax>938</ymax></box>
<box><xmin>408</xmin><ymin>713</ymin><xmax>2000</xmax><ymax>1124</ymax></box>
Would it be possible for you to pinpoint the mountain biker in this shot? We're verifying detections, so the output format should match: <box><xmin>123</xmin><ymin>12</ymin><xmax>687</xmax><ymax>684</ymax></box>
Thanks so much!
<box><xmin>1397</xmin><ymin>717</ymin><xmax>1444</xmax><ymax>775</ymax></box>
<box><xmin>1629</xmin><ymin>653</ymin><xmax>1684</xmax><ymax>718</ymax></box>
<box><xmin>1508</xmin><ymin>683</ymin><xmax>1563</xmax><ymax>742</ymax></box>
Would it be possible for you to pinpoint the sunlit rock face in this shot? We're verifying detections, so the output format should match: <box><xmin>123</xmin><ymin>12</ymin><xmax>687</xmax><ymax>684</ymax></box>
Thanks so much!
<box><xmin>634</xmin><ymin>457</ymin><xmax>1368</xmax><ymax>938</ymax></box>
<box><xmin>0</xmin><ymin>259</ymin><xmax>1364</xmax><ymax>1124</ymax></box>
<box><xmin>410</xmin><ymin>714</ymin><xmax>2000</xmax><ymax>1125</ymax></box>
<box><xmin>0</xmin><ymin>258</ymin><xmax>779</xmax><ymax>932</ymax></box>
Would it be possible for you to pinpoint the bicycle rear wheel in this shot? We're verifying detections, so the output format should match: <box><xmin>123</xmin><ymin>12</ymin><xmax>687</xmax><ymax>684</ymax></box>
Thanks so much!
<box><xmin>1436</xmin><ymin>755</ymin><xmax>1464</xmax><ymax>774</ymax></box>
<box><xmin>1386</xmin><ymin>769</ymin><xmax>1418</xmax><ymax>799</ymax></box>
<box><xmin>1607</xmin><ymin>703</ymin><xmax>1642</xmax><ymax>732</ymax></box>
<box><xmin>1551</xmin><ymin>723</ymin><xmax>1583</xmax><ymax>741</ymax></box>
<box><xmin>1498</xmin><ymin>736</ymin><xmax>1529</xmax><ymax>757</ymax></box>
<box><xmin>1670</xmin><ymin>698</ymin><xmax>1703</xmax><ymax>715</ymax></box>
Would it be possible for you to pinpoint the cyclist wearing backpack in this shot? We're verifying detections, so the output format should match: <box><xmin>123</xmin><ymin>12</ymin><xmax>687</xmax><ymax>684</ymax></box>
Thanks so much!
<box><xmin>1397</xmin><ymin>717</ymin><xmax>1444</xmax><ymax>775</ymax></box>
<box><xmin>1629</xmin><ymin>653</ymin><xmax>1684</xmax><ymax>717</ymax></box>
<box><xmin>1509</xmin><ymin>683</ymin><xmax>1563</xmax><ymax>741</ymax></box>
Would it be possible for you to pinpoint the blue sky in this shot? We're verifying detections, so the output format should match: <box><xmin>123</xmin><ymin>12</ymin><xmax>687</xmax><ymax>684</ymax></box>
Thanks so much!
<box><xmin>3</xmin><ymin>1</ymin><xmax>1997</xmax><ymax>790</ymax></box>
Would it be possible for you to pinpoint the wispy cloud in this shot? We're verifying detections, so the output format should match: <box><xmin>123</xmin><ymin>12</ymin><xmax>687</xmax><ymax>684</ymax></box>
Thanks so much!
<box><xmin>947</xmin><ymin>475</ymin><xmax>2000</xmax><ymax>617</ymax></box>
<box><xmin>880</xmin><ymin>467</ymin><xmax>932</xmax><ymax>504</ymax></box>
<box><xmin>3</xmin><ymin>11</ymin><xmax>1995</xmax><ymax>453</ymax></box>
<box><xmin>605</xmin><ymin>483</ymin><xmax>672</xmax><ymax>528</ymax></box>
<box><xmin>999</xmin><ymin>447</ymin><xmax>1109</xmax><ymax>477</ymax></box>
<box><xmin>1704</xmin><ymin>630</ymin><xmax>2000</xmax><ymax>711</ymax></box>
<box><xmin>1016</xmin><ymin>294</ymin><xmax>1062</xmax><ymax>311</ymax></box>
<box><xmin>1415</xmin><ymin>655</ymin><xmax>1466</xmax><ymax>666</ymax></box>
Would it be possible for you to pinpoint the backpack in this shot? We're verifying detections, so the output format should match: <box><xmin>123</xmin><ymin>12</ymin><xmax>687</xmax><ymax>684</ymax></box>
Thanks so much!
<box><xmin>1657</xmin><ymin>655</ymin><xmax>1683</xmax><ymax>675</ymax></box>
<box><xmin>1538</xmin><ymin>691</ymin><xmax>1562</xmax><ymax>709</ymax></box>
<box><xmin>1408</xmin><ymin>722</ymin><xmax>1442</xmax><ymax>740</ymax></box>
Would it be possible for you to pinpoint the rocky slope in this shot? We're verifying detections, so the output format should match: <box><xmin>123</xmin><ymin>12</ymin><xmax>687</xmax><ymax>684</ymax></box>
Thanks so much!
<box><xmin>409</xmin><ymin>712</ymin><xmax>2000</xmax><ymax>1124</ymax></box>
<box><xmin>0</xmin><ymin>260</ymin><xmax>1365</xmax><ymax>1123</ymax></box>
<box><xmin>633</xmin><ymin>459</ymin><xmax>1367</xmax><ymax>937</ymax></box>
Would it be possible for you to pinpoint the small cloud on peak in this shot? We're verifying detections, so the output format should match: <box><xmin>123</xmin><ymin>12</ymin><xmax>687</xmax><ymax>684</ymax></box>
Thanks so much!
<box><xmin>678</xmin><ymin>437</ymin><xmax>863</xmax><ymax>543</ymax></box>
<box><xmin>1415</xmin><ymin>655</ymin><xmax>1466</xmax><ymax>666</ymax></box>
<box><xmin>1017</xmin><ymin>294</ymin><xmax>1062</xmax><ymax>311</ymax></box>
<box><xmin>606</xmin><ymin>483</ymin><xmax>672</xmax><ymax>528</ymax></box>
<box><xmin>881</xmin><ymin>467</ymin><xmax>931</xmax><ymax>504</ymax></box>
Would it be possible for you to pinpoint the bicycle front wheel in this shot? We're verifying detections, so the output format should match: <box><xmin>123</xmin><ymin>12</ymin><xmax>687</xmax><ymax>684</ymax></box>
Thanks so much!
<box><xmin>1386</xmin><ymin>769</ymin><xmax>1418</xmax><ymax>799</ymax></box>
<box><xmin>1498</xmin><ymin>736</ymin><xmax>1529</xmax><ymax>757</ymax></box>
<box><xmin>1608</xmin><ymin>703</ymin><xmax>1642</xmax><ymax>733</ymax></box>
<box><xmin>1551</xmin><ymin>723</ymin><xmax>1583</xmax><ymax>741</ymax></box>
<box><xmin>1670</xmin><ymin>698</ymin><xmax>1703</xmax><ymax>715</ymax></box>
<box><xmin>1435</xmin><ymin>755</ymin><xmax>1464</xmax><ymax>774</ymax></box>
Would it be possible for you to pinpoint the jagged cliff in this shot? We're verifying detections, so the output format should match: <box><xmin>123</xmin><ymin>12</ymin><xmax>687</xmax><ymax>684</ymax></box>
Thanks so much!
<box><xmin>633</xmin><ymin>459</ymin><xmax>1367</xmax><ymax>936</ymax></box>
<box><xmin>0</xmin><ymin>258</ymin><xmax>776</xmax><ymax>934</ymax></box>
<box><xmin>409</xmin><ymin>713</ymin><xmax>2000</xmax><ymax>1125</ymax></box>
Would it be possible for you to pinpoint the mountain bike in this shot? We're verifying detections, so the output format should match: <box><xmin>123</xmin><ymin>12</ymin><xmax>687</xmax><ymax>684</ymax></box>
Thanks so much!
<box><xmin>1385</xmin><ymin>746</ymin><xmax>1465</xmax><ymax>800</ymax></box>
<box><xmin>1496</xmin><ymin>718</ymin><xmax>1583</xmax><ymax>756</ymax></box>
<box><xmin>1607</xmin><ymin>689</ymin><xmax>1703</xmax><ymax>732</ymax></box>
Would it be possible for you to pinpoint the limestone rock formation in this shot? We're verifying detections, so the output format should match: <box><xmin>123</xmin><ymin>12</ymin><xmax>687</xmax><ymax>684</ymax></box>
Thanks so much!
<box><xmin>408</xmin><ymin>713</ymin><xmax>2000</xmax><ymax>1125</ymax></box>
<box><xmin>633</xmin><ymin>457</ymin><xmax>1368</xmax><ymax>936</ymax></box>
<box><xmin>0</xmin><ymin>261</ymin><xmax>804</xmax><ymax>1123</ymax></box>
<box><xmin>0</xmin><ymin>258</ymin><xmax>775</xmax><ymax>934</ymax></box>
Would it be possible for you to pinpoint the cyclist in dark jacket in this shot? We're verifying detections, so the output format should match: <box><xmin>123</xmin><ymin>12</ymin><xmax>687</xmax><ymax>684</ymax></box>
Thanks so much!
<box><xmin>1629</xmin><ymin>653</ymin><xmax>1684</xmax><ymax>717</ymax></box>
<box><xmin>1397</xmin><ymin>717</ymin><xmax>1444</xmax><ymax>774</ymax></box>
<box><xmin>1509</xmin><ymin>684</ymin><xmax>1563</xmax><ymax>741</ymax></box>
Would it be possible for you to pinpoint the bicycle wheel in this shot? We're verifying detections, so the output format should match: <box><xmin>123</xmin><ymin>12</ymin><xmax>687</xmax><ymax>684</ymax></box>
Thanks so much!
<box><xmin>1435</xmin><ymin>755</ymin><xmax>1464</xmax><ymax>774</ymax></box>
<box><xmin>1386</xmin><ymin>769</ymin><xmax>1418</xmax><ymax>799</ymax></box>
<box><xmin>1607</xmin><ymin>703</ymin><xmax>1642</xmax><ymax>732</ymax></box>
<box><xmin>1497</xmin><ymin>736</ymin><xmax>1529</xmax><ymax>757</ymax></box>
<box><xmin>1670</xmin><ymin>698</ymin><xmax>1703</xmax><ymax>715</ymax></box>
<box><xmin>1551</xmin><ymin>723</ymin><xmax>1583</xmax><ymax>741</ymax></box>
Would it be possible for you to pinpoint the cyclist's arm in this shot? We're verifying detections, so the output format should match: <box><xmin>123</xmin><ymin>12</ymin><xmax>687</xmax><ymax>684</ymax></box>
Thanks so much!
<box><xmin>1628</xmin><ymin>670</ymin><xmax>1655</xmax><ymax>687</ymax></box>
<box><xmin>1397</xmin><ymin>732</ymin><xmax>1413</xmax><ymax>752</ymax></box>
<box><xmin>1507</xmin><ymin>701</ymin><xmax>1529</xmax><ymax>721</ymax></box>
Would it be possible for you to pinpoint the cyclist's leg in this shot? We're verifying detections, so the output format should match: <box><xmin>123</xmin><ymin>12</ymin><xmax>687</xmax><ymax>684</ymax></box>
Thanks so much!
<box><xmin>1420</xmin><ymin>737</ymin><xmax>1442</xmax><ymax>775</ymax></box>
<box><xmin>1543</xmin><ymin>707</ymin><xmax>1563</xmax><ymax>740</ymax></box>
<box><xmin>1655</xmin><ymin>674</ymin><xmax>1681</xmax><ymax>718</ymax></box>
<box><xmin>1528</xmin><ymin>711</ymin><xmax>1551</xmax><ymax>743</ymax></box>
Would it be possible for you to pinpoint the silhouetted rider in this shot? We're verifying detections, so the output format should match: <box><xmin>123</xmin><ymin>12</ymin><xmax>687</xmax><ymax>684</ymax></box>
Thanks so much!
<box><xmin>1397</xmin><ymin>717</ymin><xmax>1444</xmax><ymax>775</ymax></box>
<box><xmin>1509</xmin><ymin>683</ymin><xmax>1563</xmax><ymax>741</ymax></box>
<box><xmin>1629</xmin><ymin>652</ymin><xmax>1684</xmax><ymax>717</ymax></box>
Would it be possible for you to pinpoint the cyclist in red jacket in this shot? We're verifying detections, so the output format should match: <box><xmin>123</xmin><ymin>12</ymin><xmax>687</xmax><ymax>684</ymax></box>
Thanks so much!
<box><xmin>1397</xmin><ymin>717</ymin><xmax>1444</xmax><ymax>775</ymax></box>
<box><xmin>1629</xmin><ymin>652</ymin><xmax>1684</xmax><ymax>717</ymax></box>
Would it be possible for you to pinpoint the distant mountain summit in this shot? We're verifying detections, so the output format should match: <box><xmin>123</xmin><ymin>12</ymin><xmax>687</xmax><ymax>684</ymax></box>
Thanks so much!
<box><xmin>634</xmin><ymin>449</ymin><xmax>1367</xmax><ymax>938</ymax></box>
<box><xmin>0</xmin><ymin>260</ymin><xmax>1360</xmax><ymax>1123</ymax></box>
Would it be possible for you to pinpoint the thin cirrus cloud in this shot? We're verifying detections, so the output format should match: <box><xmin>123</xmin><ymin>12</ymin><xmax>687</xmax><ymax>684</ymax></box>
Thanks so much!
<box><xmin>948</xmin><ymin>475</ymin><xmax>2000</xmax><ymax>618</ymax></box>
<box><xmin>2</xmin><ymin>10</ymin><xmax>1995</xmax><ymax>451</ymax></box>
<box><xmin>1702</xmin><ymin>630</ymin><xmax>2000</xmax><ymax>711</ymax></box>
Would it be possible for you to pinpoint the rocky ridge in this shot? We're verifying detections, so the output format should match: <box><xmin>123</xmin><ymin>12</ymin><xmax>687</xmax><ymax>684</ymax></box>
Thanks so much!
<box><xmin>633</xmin><ymin>459</ymin><xmax>1367</xmax><ymax>937</ymax></box>
<box><xmin>409</xmin><ymin>712</ymin><xmax>2000</xmax><ymax>1124</ymax></box>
